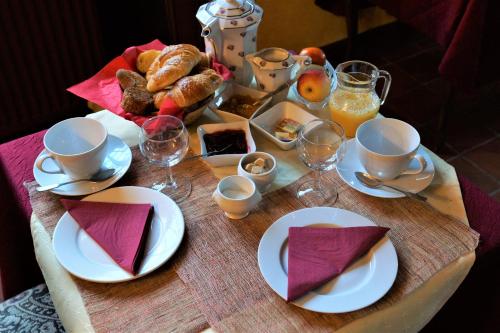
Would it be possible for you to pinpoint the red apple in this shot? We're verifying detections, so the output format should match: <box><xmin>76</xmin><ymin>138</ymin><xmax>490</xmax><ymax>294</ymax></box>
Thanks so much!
<box><xmin>297</xmin><ymin>70</ymin><xmax>331</xmax><ymax>102</ymax></box>
<box><xmin>299</xmin><ymin>47</ymin><xmax>326</xmax><ymax>66</ymax></box>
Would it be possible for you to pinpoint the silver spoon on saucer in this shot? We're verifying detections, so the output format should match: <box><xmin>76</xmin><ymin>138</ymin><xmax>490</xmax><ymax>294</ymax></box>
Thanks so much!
<box><xmin>355</xmin><ymin>171</ymin><xmax>427</xmax><ymax>202</ymax></box>
<box><xmin>36</xmin><ymin>168</ymin><xmax>116</xmax><ymax>192</ymax></box>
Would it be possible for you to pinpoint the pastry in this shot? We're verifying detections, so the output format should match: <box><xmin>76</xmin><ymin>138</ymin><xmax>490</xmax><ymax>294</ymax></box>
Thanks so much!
<box><xmin>121</xmin><ymin>86</ymin><xmax>153</xmax><ymax>115</ymax></box>
<box><xmin>146</xmin><ymin>44</ymin><xmax>202</xmax><ymax>92</ymax></box>
<box><xmin>165</xmin><ymin>68</ymin><xmax>222</xmax><ymax>107</ymax></box>
<box><xmin>116</xmin><ymin>69</ymin><xmax>147</xmax><ymax>90</ymax></box>
<box><xmin>153</xmin><ymin>90</ymin><xmax>168</xmax><ymax>109</ymax></box>
<box><xmin>136</xmin><ymin>50</ymin><xmax>161</xmax><ymax>74</ymax></box>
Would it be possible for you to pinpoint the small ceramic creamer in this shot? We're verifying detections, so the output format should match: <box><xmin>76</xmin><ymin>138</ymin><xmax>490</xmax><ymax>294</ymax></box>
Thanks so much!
<box><xmin>197</xmin><ymin>0</ymin><xmax>263</xmax><ymax>86</ymax></box>
<box><xmin>245</xmin><ymin>47</ymin><xmax>311</xmax><ymax>92</ymax></box>
<box><xmin>212</xmin><ymin>175</ymin><xmax>262</xmax><ymax>219</ymax></box>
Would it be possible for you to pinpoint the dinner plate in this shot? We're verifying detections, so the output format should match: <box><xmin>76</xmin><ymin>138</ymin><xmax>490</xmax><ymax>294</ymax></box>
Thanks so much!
<box><xmin>53</xmin><ymin>186</ymin><xmax>184</xmax><ymax>283</ymax></box>
<box><xmin>336</xmin><ymin>139</ymin><xmax>435</xmax><ymax>198</ymax></box>
<box><xmin>33</xmin><ymin>135</ymin><xmax>132</xmax><ymax>196</ymax></box>
<box><xmin>257</xmin><ymin>207</ymin><xmax>397</xmax><ymax>313</ymax></box>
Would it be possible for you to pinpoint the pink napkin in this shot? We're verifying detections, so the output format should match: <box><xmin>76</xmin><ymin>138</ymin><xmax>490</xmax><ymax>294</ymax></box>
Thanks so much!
<box><xmin>287</xmin><ymin>226</ymin><xmax>390</xmax><ymax>301</ymax></box>
<box><xmin>67</xmin><ymin>39</ymin><xmax>233</xmax><ymax>126</ymax></box>
<box><xmin>61</xmin><ymin>199</ymin><xmax>154</xmax><ymax>275</ymax></box>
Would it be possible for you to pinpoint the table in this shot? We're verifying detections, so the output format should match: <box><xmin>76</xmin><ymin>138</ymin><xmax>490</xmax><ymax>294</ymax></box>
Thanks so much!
<box><xmin>30</xmin><ymin>110</ymin><xmax>475</xmax><ymax>332</ymax></box>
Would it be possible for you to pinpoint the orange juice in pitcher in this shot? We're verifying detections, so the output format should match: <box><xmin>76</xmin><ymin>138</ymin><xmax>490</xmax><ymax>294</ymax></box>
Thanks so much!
<box><xmin>329</xmin><ymin>61</ymin><xmax>391</xmax><ymax>138</ymax></box>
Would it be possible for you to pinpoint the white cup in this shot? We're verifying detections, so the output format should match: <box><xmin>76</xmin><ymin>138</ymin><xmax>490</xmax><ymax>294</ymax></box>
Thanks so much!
<box><xmin>237</xmin><ymin>152</ymin><xmax>277</xmax><ymax>193</ymax></box>
<box><xmin>356</xmin><ymin>118</ymin><xmax>426</xmax><ymax>180</ymax></box>
<box><xmin>212</xmin><ymin>175</ymin><xmax>262</xmax><ymax>219</ymax></box>
<box><xmin>35</xmin><ymin>117</ymin><xmax>108</xmax><ymax>179</ymax></box>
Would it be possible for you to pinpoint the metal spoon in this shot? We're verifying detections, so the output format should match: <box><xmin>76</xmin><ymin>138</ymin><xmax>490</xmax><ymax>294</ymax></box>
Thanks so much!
<box><xmin>251</xmin><ymin>78</ymin><xmax>299</xmax><ymax>106</ymax></box>
<box><xmin>183</xmin><ymin>144</ymin><xmax>232</xmax><ymax>161</ymax></box>
<box><xmin>36</xmin><ymin>168</ymin><xmax>116</xmax><ymax>192</ymax></box>
<box><xmin>355</xmin><ymin>171</ymin><xmax>427</xmax><ymax>202</ymax></box>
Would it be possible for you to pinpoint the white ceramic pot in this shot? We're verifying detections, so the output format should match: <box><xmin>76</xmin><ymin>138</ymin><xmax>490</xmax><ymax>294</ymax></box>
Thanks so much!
<box><xmin>197</xmin><ymin>0</ymin><xmax>263</xmax><ymax>86</ymax></box>
<box><xmin>245</xmin><ymin>47</ymin><xmax>311</xmax><ymax>92</ymax></box>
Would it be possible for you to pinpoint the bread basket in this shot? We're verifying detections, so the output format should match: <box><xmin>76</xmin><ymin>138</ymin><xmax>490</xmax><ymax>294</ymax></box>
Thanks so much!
<box><xmin>183</xmin><ymin>94</ymin><xmax>215</xmax><ymax>126</ymax></box>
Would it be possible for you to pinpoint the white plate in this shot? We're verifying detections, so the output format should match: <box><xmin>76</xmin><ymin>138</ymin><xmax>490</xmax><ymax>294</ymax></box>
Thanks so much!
<box><xmin>53</xmin><ymin>186</ymin><xmax>184</xmax><ymax>283</ymax></box>
<box><xmin>336</xmin><ymin>139</ymin><xmax>435</xmax><ymax>198</ymax></box>
<box><xmin>33</xmin><ymin>135</ymin><xmax>132</xmax><ymax>196</ymax></box>
<box><xmin>258</xmin><ymin>207</ymin><xmax>397</xmax><ymax>313</ymax></box>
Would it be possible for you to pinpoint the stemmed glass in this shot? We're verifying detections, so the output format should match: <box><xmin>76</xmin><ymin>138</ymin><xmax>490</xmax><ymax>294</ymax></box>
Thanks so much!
<box><xmin>139</xmin><ymin>115</ymin><xmax>191</xmax><ymax>202</ymax></box>
<box><xmin>296</xmin><ymin>119</ymin><xmax>346</xmax><ymax>207</ymax></box>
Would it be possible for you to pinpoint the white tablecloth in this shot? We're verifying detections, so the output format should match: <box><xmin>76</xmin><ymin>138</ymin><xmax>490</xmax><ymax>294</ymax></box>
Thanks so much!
<box><xmin>31</xmin><ymin>110</ymin><xmax>473</xmax><ymax>333</ymax></box>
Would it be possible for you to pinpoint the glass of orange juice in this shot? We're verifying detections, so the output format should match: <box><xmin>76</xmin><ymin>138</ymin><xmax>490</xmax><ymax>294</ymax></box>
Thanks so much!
<box><xmin>329</xmin><ymin>61</ymin><xmax>391</xmax><ymax>138</ymax></box>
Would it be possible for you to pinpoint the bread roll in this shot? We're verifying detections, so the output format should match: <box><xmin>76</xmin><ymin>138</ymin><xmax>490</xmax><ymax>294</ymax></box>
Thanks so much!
<box><xmin>136</xmin><ymin>50</ymin><xmax>161</xmax><ymax>73</ymax></box>
<box><xmin>165</xmin><ymin>68</ymin><xmax>222</xmax><ymax>107</ymax></box>
<box><xmin>146</xmin><ymin>44</ymin><xmax>202</xmax><ymax>93</ymax></box>
<box><xmin>121</xmin><ymin>86</ymin><xmax>153</xmax><ymax>115</ymax></box>
<box><xmin>116</xmin><ymin>69</ymin><xmax>147</xmax><ymax>90</ymax></box>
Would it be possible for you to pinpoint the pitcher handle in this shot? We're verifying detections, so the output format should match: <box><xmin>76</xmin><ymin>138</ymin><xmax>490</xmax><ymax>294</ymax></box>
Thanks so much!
<box><xmin>378</xmin><ymin>70</ymin><xmax>392</xmax><ymax>105</ymax></box>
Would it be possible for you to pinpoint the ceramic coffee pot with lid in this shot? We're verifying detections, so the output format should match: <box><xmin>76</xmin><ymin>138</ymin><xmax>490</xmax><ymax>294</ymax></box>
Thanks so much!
<box><xmin>197</xmin><ymin>0</ymin><xmax>263</xmax><ymax>86</ymax></box>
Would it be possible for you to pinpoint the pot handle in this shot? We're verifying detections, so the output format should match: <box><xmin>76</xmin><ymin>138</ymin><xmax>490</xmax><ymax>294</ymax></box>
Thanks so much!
<box><xmin>377</xmin><ymin>70</ymin><xmax>392</xmax><ymax>105</ymax></box>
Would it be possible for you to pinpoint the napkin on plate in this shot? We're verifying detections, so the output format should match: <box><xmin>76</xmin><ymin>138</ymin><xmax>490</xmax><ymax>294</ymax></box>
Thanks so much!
<box><xmin>66</xmin><ymin>39</ymin><xmax>233</xmax><ymax>126</ymax></box>
<box><xmin>61</xmin><ymin>199</ymin><xmax>154</xmax><ymax>275</ymax></box>
<box><xmin>287</xmin><ymin>226</ymin><xmax>390</xmax><ymax>301</ymax></box>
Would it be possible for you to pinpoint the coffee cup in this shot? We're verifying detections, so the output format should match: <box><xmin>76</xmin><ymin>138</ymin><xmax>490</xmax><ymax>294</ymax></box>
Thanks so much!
<box><xmin>212</xmin><ymin>175</ymin><xmax>262</xmax><ymax>219</ymax></box>
<box><xmin>35</xmin><ymin>117</ymin><xmax>108</xmax><ymax>179</ymax></box>
<box><xmin>356</xmin><ymin>118</ymin><xmax>426</xmax><ymax>180</ymax></box>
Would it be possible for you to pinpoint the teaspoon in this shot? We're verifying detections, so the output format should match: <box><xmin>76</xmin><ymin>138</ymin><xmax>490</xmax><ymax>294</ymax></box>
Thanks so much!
<box><xmin>355</xmin><ymin>171</ymin><xmax>427</xmax><ymax>202</ymax></box>
<box><xmin>36</xmin><ymin>168</ymin><xmax>116</xmax><ymax>192</ymax></box>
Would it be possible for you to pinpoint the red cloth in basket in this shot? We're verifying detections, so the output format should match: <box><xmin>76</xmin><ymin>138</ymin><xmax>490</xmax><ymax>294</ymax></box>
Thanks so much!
<box><xmin>67</xmin><ymin>40</ymin><xmax>232</xmax><ymax>126</ymax></box>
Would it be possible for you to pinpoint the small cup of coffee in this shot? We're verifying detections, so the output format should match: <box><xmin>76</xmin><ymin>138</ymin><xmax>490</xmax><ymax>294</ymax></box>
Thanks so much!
<box><xmin>356</xmin><ymin>118</ymin><xmax>426</xmax><ymax>180</ymax></box>
<box><xmin>35</xmin><ymin>117</ymin><xmax>108</xmax><ymax>179</ymax></box>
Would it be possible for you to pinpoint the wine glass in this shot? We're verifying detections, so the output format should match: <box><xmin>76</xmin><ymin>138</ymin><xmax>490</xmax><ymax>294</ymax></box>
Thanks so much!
<box><xmin>296</xmin><ymin>119</ymin><xmax>346</xmax><ymax>207</ymax></box>
<box><xmin>139</xmin><ymin>115</ymin><xmax>191</xmax><ymax>202</ymax></box>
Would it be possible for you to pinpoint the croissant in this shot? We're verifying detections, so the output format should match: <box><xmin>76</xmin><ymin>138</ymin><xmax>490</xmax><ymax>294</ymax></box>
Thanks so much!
<box><xmin>156</xmin><ymin>68</ymin><xmax>222</xmax><ymax>108</ymax></box>
<box><xmin>146</xmin><ymin>44</ymin><xmax>202</xmax><ymax>93</ymax></box>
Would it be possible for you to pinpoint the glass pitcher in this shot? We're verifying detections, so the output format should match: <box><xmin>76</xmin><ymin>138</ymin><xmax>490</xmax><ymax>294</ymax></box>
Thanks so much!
<box><xmin>329</xmin><ymin>61</ymin><xmax>391</xmax><ymax>137</ymax></box>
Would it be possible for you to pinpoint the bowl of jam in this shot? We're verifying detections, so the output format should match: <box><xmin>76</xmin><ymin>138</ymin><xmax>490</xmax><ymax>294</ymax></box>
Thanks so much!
<box><xmin>197</xmin><ymin>120</ymin><xmax>256</xmax><ymax>167</ymax></box>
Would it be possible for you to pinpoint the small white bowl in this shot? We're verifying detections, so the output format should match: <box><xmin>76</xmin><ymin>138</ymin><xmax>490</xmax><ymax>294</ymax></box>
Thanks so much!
<box><xmin>213</xmin><ymin>82</ymin><xmax>273</xmax><ymax>121</ymax></box>
<box><xmin>250</xmin><ymin>101</ymin><xmax>318</xmax><ymax>150</ymax></box>
<box><xmin>197</xmin><ymin>120</ymin><xmax>256</xmax><ymax>167</ymax></box>
<box><xmin>238</xmin><ymin>152</ymin><xmax>277</xmax><ymax>192</ymax></box>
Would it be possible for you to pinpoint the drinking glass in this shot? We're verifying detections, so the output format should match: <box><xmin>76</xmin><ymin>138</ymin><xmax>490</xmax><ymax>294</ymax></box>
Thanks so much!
<box><xmin>296</xmin><ymin>119</ymin><xmax>346</xmax><ymax>207</ymax></box>
<box><xmin>139</xmin><ymin>115</ymin><xmax>191</xmax><ymax>202</ymax></box>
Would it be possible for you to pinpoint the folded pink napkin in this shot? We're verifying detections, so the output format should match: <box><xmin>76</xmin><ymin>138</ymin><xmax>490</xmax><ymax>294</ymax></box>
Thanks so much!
<box><xmin>287</xmin><ymin>226</ymin><xmax>390</xmax><ymax>301</ymax></box>
<box><xmin>66</xmin><ymin>39</ymin><xmax>233</xmax><ymax>126</ymax></box>
<box><xmin>61</xmin><ymin>199</ymin><xmax>154</xmax><ymax>275</ymax></box>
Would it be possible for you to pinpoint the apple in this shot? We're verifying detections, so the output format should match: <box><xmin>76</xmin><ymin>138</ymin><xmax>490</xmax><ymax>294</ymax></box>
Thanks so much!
<box><xmin>297</xmin><ymin>70</ymin><xmax>331</xmax><ymax>102</ymax></box>
<box><xmin>299</xmin><ymin>47</ymin><xmax>326</xmax><ymax>66</ymax></box>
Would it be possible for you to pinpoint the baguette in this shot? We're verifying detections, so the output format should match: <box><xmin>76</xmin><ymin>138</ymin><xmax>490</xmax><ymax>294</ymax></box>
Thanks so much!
<box><xmin>146</xmin><ymin>44</ymin><xmax>202</xmax><ymax>92</ymax></box>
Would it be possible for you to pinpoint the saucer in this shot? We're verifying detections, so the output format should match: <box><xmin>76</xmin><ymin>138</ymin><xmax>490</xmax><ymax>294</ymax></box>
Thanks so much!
<box><xmin>33</xmin><ymin>135</ymin><xmax>132</xmax><ymax>196</ymax></box>
<box><xmin>336</xmin><ymin>139</ymin><xmax>434</xmax><ymax>198</ymax></box>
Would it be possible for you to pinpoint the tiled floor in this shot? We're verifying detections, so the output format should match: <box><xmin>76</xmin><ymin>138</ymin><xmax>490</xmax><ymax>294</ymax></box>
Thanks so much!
<box><xmin>323</xmin><ymin>22</ymin><xmax>500</xmax><ymax>201</ymax></box>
